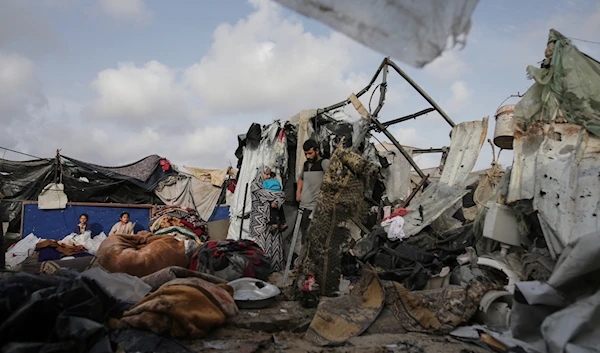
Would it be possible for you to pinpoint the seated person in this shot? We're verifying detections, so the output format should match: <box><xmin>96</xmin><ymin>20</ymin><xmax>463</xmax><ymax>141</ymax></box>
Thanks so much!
<box><xmin>109</xmin><ymin>212</ymin><xmax>135</xmax><ymax>235</ymax></box>
<box><xmin>74</xmin><ymin>213</ymin><xmax>91</xmax><ymax>234</ymax></box>
<box><xmin>263</xmin><ymin>171</ymin><xmax>288</xmax><ymax>231</ymax></box>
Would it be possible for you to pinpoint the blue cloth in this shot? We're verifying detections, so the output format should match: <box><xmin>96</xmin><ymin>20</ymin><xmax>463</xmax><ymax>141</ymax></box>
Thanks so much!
<box><xmin>262</xmin><ymin>179</ymin><xmax>282</xmax><ymax>191</ymax></box>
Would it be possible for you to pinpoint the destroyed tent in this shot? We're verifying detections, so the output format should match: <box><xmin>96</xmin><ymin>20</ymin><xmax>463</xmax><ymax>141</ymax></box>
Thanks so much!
<box><xmin>0</xmin><ymin>157</ymin><xmax>163</xmax><ymax>235</ymax></box>
<box><xmin>227</xmin><ymin>111</ymin><xmax>382</xmax><ymax>242</ymax></box>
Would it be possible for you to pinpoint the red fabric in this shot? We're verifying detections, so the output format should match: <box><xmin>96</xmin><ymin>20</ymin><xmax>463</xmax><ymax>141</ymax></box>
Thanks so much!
<box><xmin>227</xmin><ymin>179</ymin><xmax>237</xmax><ymax>193</ymax></box>
<box><xmin>180</xmin><ymin>219</ymin><xmax>205</xmax><ymax>236</ymax></box>
<box><xmin>383</xmin><ymin>207</ymin><xmax>410</xmax><ymax>221</ymax></box>
<box><xmin>160</xmin><ymin>159</ymin><xmax>171</xmax><ymax>171</ymax></box>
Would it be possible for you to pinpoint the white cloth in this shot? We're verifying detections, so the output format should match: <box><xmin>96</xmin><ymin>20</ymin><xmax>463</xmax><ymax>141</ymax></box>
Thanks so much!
<box><xmin>37</xmin><ymin>183</ymin><xmax>68</xmax><ymax>209</ymax></box>
<box><xmin>381</xmin><ymin>216</ymin><xmax>406</xmax><ymax>240</ymax></box>
<box><xmin>60</xmin><ymin>231</ymin><xmax>107</xmax><ymax>255</ymax></box>
<box><xmin>5</xmin><ymin>233</ymin><xmax>40</xmax><ymax>268</ymax></box>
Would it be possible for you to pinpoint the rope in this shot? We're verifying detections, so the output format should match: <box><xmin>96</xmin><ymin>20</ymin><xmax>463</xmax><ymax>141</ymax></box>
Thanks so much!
<box><xmin>473</xmin><ymin>139</ymin><xmax>505</xmax><ymax>209</ymax></box>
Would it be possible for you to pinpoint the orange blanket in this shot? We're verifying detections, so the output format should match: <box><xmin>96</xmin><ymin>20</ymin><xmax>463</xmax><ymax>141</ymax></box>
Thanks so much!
<box><xmin>116</xmin><ymin>277</ymin><xmax>238</xmax><ymax>338</ymax></box>
<box><xmin>96</xmin><ymin>231</ymin><xmax>188</xmax><ymax>277</ymax></box>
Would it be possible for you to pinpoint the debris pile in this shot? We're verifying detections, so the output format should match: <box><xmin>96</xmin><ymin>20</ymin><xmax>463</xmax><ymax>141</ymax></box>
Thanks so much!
<box><xmin>0</xmin><ymin>28</ymin><xmax>598</xmax><ymax>353</ymax></box>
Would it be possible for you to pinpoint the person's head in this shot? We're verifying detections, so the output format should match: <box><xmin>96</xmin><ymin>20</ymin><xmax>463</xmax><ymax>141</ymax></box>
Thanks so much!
<box><xmin>303</xmin><ymin>139</ymin><xmax>320</xmax><ymax>163</ymax></box>
<box><xmin>120</xmin><ymin>212</ymin><xmax>130</xmax><ymax>224</ymax></box>
<box><xmin>263</xmin><ymin>167</ymin><xmax>272</xmax><ymax>180</ymax></box>
<box><xmin>269</xmin><ymin>171</ymin><xmax>276</xmax><ymax>179</ymax></box>
<box><xmin>79</xmin><ymin>213</ymin><xmax>88</xmax><ymax>224</ymax></box>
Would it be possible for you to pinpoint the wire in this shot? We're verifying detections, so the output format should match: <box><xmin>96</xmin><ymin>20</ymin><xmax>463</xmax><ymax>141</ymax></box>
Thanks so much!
<box><xmin>495</xmin><ymin>93</ymin><xmax>523</xmax><ymax>113</ymax></box>
<box><xmin>0</xmin><ymin>146</ymin><xmax>44</xmax><ymax>160</ymax></box>
<box><xmin>569</xmin><ymin>37</ymin><xmax>600</xmax><ymax>45</ymax></box>
<box><xmin>368</xmin><ymin>83</ymin><xmax>382</xmax><ymax>114</ymax></box>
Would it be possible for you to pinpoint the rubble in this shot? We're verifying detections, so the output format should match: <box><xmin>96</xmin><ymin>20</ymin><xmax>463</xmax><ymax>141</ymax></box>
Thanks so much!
<box><xmin>2</xmin><ymin>27</ymin><xmax>600</xmax><ymax>353</ymax></box>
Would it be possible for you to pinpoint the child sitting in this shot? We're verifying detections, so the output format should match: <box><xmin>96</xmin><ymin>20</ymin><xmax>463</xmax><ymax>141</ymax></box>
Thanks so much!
<box><xmin>263</xmin><ymin>171</ymin><xmax>288</xmax><ymax>231</ymax></box>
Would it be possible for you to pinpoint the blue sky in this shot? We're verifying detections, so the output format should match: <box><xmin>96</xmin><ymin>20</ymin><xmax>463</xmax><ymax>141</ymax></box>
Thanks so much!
<box><xmin>2</xmin><ymin>0</ymin><xmax>599</xmax><ymax>171</ymax></box>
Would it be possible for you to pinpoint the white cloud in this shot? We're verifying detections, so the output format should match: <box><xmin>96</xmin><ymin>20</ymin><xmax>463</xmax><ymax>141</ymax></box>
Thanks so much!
<box><xmin>0</xmin><ymin>52</ymin><xmax>47</xmax><ymax>124</ymax></box>
<box><xmin>445</xmin><ymin>80</ymin><xmax>471</xmax><ymax>115</ymax></box>
<box><xmin>423</xmin><ymin>51</ymin><xmax>467</xmax><ymax>81</ymax></box>
<box><xmin>86</xmin><ymin>61</ymin><xmax>188</xmax><ymax>124</ymax></box>
<box><xmin>184</xmin><ymin>0</ymin><xmax>370</xmax><ymax>117</ymax></box>
<box><xmin>97</xmin><ymin>0</ymin><xmax>152</xmax><ymax>23</ymax></box>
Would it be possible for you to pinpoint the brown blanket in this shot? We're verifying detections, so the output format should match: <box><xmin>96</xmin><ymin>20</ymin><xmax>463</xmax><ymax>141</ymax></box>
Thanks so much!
<box><xmin>96</xmin><ymin>231</ymin><xmax>188</xmax><ymax>277</ymax></box>
<box><xmin>115</xmin><ymin>277</ymin><xmax>238</xmax><ymax>338</ymax></box>
<box><xmin>36</xmin><ymin>239</ymin><xmax>87</xmax><ymax>256</ymax></box>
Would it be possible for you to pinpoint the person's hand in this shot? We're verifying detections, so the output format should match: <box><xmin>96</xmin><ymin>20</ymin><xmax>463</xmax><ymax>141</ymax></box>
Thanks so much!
<box><xmin>271</xmin><ymin>202</ymin><xmax>278</xmax><ymax>208</ymax></box>
<box><xmin>296</xmin><ymin>192</ymin><xmax>301</xmax><ymax>202</ymax></box>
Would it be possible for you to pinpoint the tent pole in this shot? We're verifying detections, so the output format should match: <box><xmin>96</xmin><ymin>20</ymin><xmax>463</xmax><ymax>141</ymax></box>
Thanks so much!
<box><xmin>239</xmin><ymin>183</ymin><xmax>249</xmax><ymax>241</ymax></box>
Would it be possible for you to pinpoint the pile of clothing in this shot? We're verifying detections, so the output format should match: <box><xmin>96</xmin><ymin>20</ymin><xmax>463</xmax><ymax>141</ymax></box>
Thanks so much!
<box><xmin>149</xmin><ymin>206</ymin><xmax>208</xmax><ymax>243</ymax></box>
<box><xmin>189</xmin><ymin>240</ymin><xmax>272</xmax><ymax>281</ymax></box>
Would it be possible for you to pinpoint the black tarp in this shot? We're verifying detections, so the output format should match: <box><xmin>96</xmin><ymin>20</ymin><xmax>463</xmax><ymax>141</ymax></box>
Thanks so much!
<box><xmin>0</xmin><ymin>159</ymin><xmax>55</xmax><ymax>233</ymax></box>
<box><xmin>61</xmin><ymin>155</ymin><xmax>177</xmax><ymax>191</ymax></box>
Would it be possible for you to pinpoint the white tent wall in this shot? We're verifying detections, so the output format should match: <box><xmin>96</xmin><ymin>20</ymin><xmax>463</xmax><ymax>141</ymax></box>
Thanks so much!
<box><xmin>227</xmin><ymin>122</ymin><xmax>287</xmax><ymax>241</ymax></box>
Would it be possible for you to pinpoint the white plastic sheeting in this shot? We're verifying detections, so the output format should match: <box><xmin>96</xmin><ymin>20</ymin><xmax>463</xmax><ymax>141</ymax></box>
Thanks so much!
<box><xmin>4</xmin><ymin>233</ymin><xmax>39</xmax><ymax>269</ymax></box>
<box><xmin>228</xmin><ymin>122</ymin><xmax>287</xmax><ymax>241</ymax></box>
<box><xmin>508</xmin><ymin>123</ymin><xmax>600</xmax><ymax>258</ymax></box>
<box><xmin>61</xmin><ymin>231</ymin><xmax>107</xmax><ymax>255</ymax></box>
<box><xmin>37</xmin><ymin>183</ymin><xmax>68</xmax><ymax>209</ymax></box>
<box><xmin>274</xmin><ymin>0</ymin><xmax>479</xmax><ymax>68</ymax></box>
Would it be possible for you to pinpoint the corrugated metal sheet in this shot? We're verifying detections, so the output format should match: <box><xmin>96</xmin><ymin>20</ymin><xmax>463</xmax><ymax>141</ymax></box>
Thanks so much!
<box><xmin>439</xmin><ymin>118</ymin><xmax>489</xmax><ymax>188</ymax></box>
<box><xmin>403</xmin><ymin>118</ymin><xmax>489</xmax><ymax>238</ymax></box>
<box><xmin>507</xmin><ymin>123</ymin><xmax>600</xmax><ymax>258</ymax></box>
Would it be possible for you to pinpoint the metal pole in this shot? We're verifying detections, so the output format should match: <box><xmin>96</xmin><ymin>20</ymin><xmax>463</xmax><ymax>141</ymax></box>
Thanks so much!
<box><xmin>401</xmin><ymin>174</ymin><xmax>430</xmax><ymax>208</ymax></box>
<box><xmin>386</xmin><ymin>59</ymin><xmax>456</xmax><ymax>128</ymax></box>
<box><xmin>238</xmin><ymin>183</ymin><xmax>249</xmax><ymax>241</ymax></box>
<box><xmin>318</xmin><ymin>58</ymin><xmax>388</xmax><ymax>114</ymax></box>
<box><xmin>381</xmin><ymin>108</ymin><xmax>436</xmax><ymax>127</ymax></box>
<box><xmin>283</xmin><ymin>208</ymin><xmax>304</xmax><ymax>285</ymax></box>
<box><xmin>371</xmin><ymin>118</ymin><xmax>427</xmax><ymax>180</ymax></box>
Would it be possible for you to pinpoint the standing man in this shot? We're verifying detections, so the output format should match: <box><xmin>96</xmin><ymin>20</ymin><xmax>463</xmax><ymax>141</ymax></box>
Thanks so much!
<box><xmin>295</xmin><ymin>139</ymin><xmax>329</xmax><ymax>255</ymax></box>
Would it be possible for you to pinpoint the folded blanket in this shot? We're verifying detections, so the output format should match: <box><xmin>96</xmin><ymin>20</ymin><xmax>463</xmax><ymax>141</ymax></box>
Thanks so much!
<box><xmin>96</xmin><ymin>232</ymin><xmax>188</xmax><ymax>277</ymax></box>
<box><xmin>115</xmin><ymin>277</ymin><xmax>238</xmax><ymax>338</ymax></box>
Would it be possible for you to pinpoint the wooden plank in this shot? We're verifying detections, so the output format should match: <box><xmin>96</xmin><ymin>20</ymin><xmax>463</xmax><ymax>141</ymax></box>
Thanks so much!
<box><xmin>349</xmin><ymin>93</ymin><xmax>370</xmax><ymax>119</ymax></box>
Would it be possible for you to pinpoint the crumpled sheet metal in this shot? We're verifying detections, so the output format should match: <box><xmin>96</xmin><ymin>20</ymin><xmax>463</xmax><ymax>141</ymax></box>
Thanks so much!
<box><xmin>305</xmin><ymin>270</ymin><xmax>384</xmax><ymax>346</ymax></box>
<box><xmin>273</xmin><ymin>0</ymin><xmax>479</xmax><ymax>68</ymax></box>
<box><xmin>507</xmin><ymin>123</ymin><xmax>600</xmax><ymax>258</ymax></box>
<box><xmin>440</xmin><ymin>118</ymin><xmax>489</xmax><ymax>188</ymax></box>
<box><xmin>402</xmin><ymin>118</ymin><xmax>488</xmax><ymax>238</ymax></box>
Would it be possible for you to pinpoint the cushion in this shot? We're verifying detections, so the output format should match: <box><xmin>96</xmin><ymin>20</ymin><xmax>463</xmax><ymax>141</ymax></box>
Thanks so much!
<box><xmin>96</xmin><ymin>231</ymin><xmax>188</xmax><ymax>277</ymax></box>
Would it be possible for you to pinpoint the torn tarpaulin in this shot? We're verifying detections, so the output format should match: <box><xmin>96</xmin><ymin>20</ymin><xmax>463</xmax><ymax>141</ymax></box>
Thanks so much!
<box><xmin>273</xmin><ymin>0</ymin><xmax>479</xmax><ymax>68</ymax></box>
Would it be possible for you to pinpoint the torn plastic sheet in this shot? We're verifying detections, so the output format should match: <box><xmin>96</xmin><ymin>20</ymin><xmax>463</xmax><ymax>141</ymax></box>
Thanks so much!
<box><xmin>514</xmin><ymin>29</ymin><xmax>600</xmax><ymax>137</ymax></box>
<box><xmin>273</xmin><ymin>0</ymin><xmax>479</xmax><ymax>68</ymax></box>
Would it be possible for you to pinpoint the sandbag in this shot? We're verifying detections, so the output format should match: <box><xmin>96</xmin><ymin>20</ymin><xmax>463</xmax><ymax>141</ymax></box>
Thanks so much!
<box><xmin>96</xmin><ymin>231</ymin><xmax>188</xmax><ymax>277</ymax></box>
